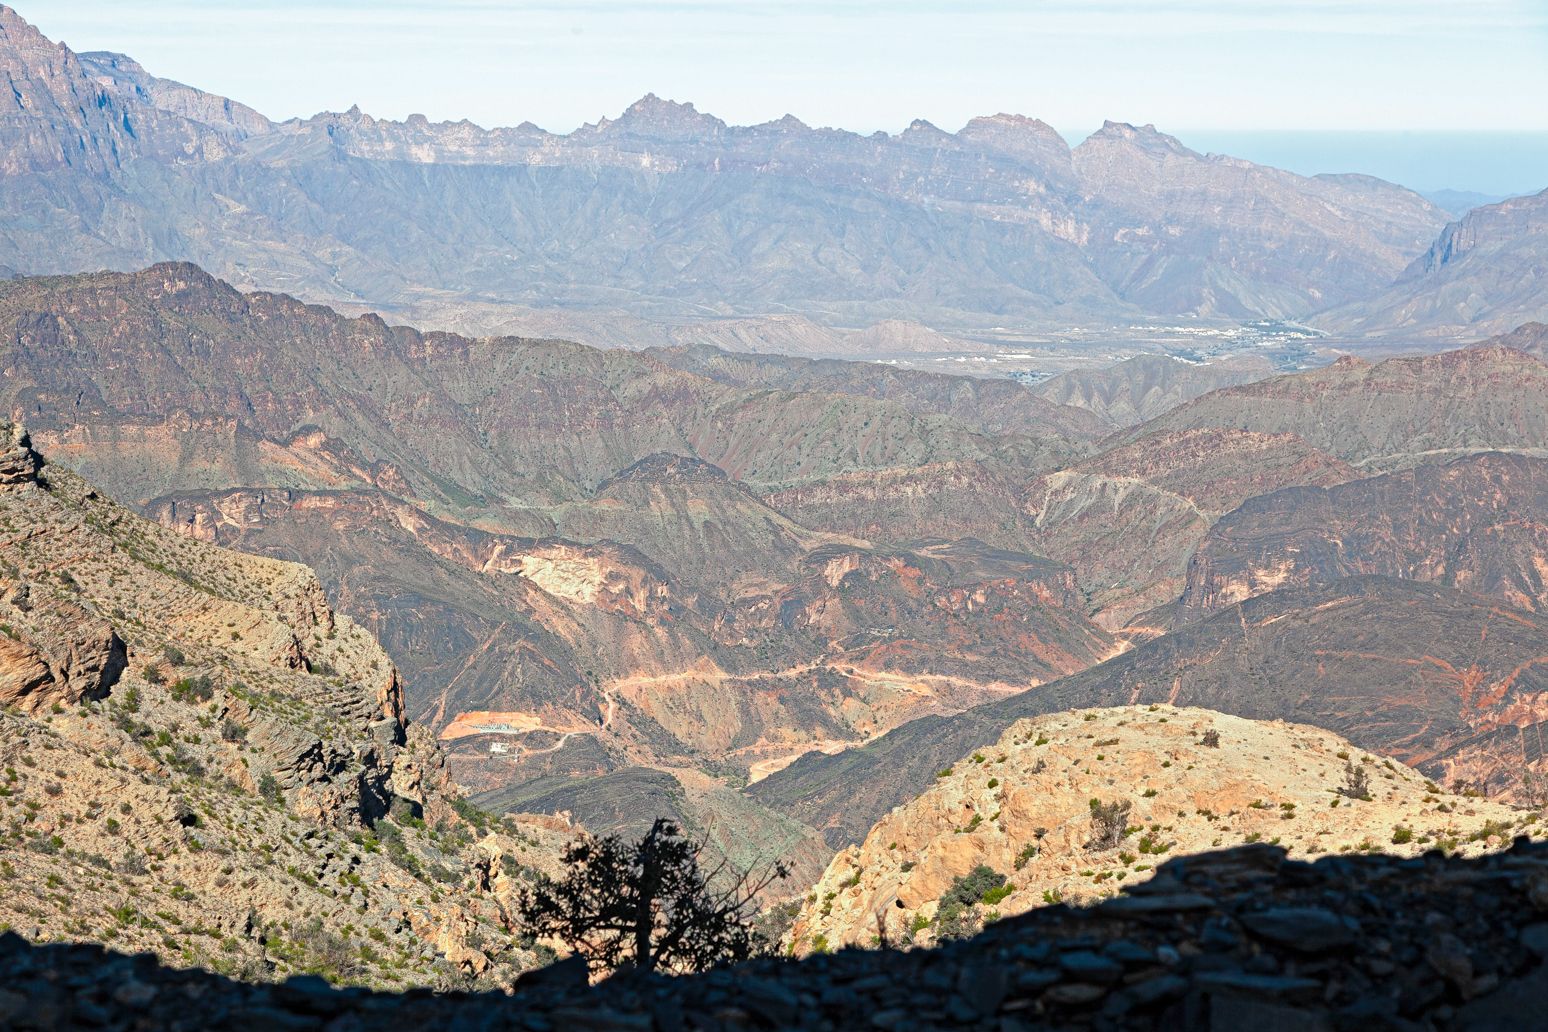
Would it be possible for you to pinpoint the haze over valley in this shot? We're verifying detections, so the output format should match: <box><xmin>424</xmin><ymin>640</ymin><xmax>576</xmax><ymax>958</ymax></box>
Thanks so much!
<box><xmin>3</xmin><ymin>3</ymin><xmax>1548</xmax><ymax>1026</ymax></box>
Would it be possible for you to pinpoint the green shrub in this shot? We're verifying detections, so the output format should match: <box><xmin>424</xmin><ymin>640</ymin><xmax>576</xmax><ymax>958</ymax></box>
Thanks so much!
<box><xmin>980</xmin><ymin>882</ymin><xmax>1014</xmax><ymax>906</ymax></box>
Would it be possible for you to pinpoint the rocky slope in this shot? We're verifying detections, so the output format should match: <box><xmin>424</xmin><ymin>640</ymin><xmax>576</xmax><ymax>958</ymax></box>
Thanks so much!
<box><xmin>0</xmin><ymin>6</ymin><xmax>1451</xmax><ymax>338</ymax></box>
<box><xmin>1326</xmin><ymin>189</ymin><xmax>1548</xmax><ymax>338</ymax></box>
<box><xmin>1031</xmin><ymin>354</ymin><xmax>1274</xmax><ymax>428</ymax></box>
<box><xmin>1125</xmin><ymin>345</ymin><xmax>1548</xmax><ymax>471</ymax></box>
<box><xmin>1482</xmin><ymin>321</ymin><xmax>1548</xmax><ymax>360</ymax></box>
<box><xmin>794</xmin><ymin>707</ymin><xmax>1535</xmax><ymax>950</ymax></box>
<box><xmin>753</xmin><ymin>576</ymin><xmax>1548</xmax><ymax>846</ymax></box>
<box><xmin>0</xmin><ymin>422</ymin><xmax>575</xmax><ymax>986</ymax></box>
<box><xmin>1176</xmin><ymin>452</ymin><xmax>1548</xmax><ymax>622</ymax></box>
<box><xmin>1022</xmin><ymin>428</ymin><xmax>1357</xmax><ymax>626</ymax></box>
<box><xmin>1072</xmin><ymin>123</ymin><xmax>1444</xmax><ymax>319</ymax></box>
<box><xmin>8</xmin><ymin>840</ymin><xmax>1548</xmax><ymax>1030</ymax></box>
<box><xmin>0</xmin><ymin>263</ymin><xmax>1123</xmax><ymax>843</ymax></box>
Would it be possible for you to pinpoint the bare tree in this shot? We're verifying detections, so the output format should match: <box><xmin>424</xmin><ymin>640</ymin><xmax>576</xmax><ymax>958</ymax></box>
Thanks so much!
<box><xmin>1522</xmin><ymin>769</ymin><xmax>1544</xmax><ymax>809</ymax></box>
<box><xmin>1086</xmin><ymin>798</ymin><xmax>1132</xmax><ymax>851</ymax></box>
<box><xmin>518</xmin><ymin>818</ymin><xmax>788</xmax><ymax>975</ymax></box>
<box><xmin>873</xmin><ymin>907</ymin><xmax>893</xmax><ymax>950</ymax></box>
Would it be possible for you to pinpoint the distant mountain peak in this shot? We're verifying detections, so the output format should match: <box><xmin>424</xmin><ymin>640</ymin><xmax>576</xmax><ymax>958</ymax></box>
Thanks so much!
<box><xmin>1087</xmin><ymin>120</ymin><xmax>1193</xmax><ymax>156</ymax></box>
<box><xmin>610</xmin><ymin>93</ymin><xmax>726</xmax><ymax>136</ymax></box>
<box><xmin>900</xmin><ymin>118</ymin><xmax>949</xmax><ymax>141</ymax></box>
<box><xmin>78</xmin><ymin>49</ymin><xmax>144</xmax><ymax>74</ymax></box>
<box><xmin>961</xmin><ymin>112</ymin><xmax>1058</xmax><ymax>135</ymax></box>
<box><xmin>758</xmin><ymin>113</ymin><xmax>810</xmax><ymax>132</ymax></box>
<box><xmin>957</xmin><ymin>112</ymin><xmax>1072</xmax><ymax>169</ymax></box>
<box><xmin>0</xmin><ymin>3</ymin><xmax>44</xmax><ymax>41</ymax></box>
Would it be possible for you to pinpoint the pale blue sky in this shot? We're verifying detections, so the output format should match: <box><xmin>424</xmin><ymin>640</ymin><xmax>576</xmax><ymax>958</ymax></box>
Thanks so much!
<box><xmin>20</xmin><ymin>0</ymin><xmax>1548</xmax><ymax>193</ymax></box>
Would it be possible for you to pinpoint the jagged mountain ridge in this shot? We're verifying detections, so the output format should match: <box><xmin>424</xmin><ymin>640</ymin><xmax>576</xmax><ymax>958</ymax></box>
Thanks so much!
<box><xmin>0</xmin><ymin>5</ymin><xmax>1451</xmax><ymax>337</ymax></box>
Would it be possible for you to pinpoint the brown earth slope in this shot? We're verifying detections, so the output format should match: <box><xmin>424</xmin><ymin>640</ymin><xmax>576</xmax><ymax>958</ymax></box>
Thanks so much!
<box><xmin>1177</xmin><ymin>452</ymin><xmax>1548</xmax><ymax>622</ymax></box>
<box><xmin>1122</xmin><ymin>346</ymin><xmax>1548</xmax><ymax>472</ymax></box>
<box><xmin>1022</xmin><ymin>429</ymin><xmax>1357</xmax><ymax>626</ymax></box>
<box><xmin>0</xmin><ymin>422</ymin><xmax>576</xmax><ymax>987</ymax></box>
<box><xmin>752</xmin><ymin>576</ymin><xmax>1548</xmax><ymax>846</ymax></box>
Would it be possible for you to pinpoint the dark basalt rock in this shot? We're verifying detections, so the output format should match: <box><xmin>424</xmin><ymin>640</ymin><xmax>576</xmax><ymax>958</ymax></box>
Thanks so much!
<box><xmin>6</xmin><ymin>840</ymin><xmax>1548</xmax><ymax>1030</ymax></box>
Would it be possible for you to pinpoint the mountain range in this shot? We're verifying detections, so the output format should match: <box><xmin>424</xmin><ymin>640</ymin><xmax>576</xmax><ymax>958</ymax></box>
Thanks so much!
<box><xmin>6</xmin><ymin>258</ymin><xmax>1548</xmax><ymax>863</ymax></box>
<box><xmin>5</xmin><ymin>4</ymin><xmax>1542</xmax><ymax>351</ymax></box>
<box><xmin>7</xmin><ymin>1</ymin><xmax>1548</xmax><ymax>1018</ymax></box>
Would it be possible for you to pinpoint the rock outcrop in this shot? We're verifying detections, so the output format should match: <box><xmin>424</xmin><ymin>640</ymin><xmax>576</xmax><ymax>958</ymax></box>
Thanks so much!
<box><xmin>794</xmin><ymin>707</ymin><xmax>1534</xmax><ymax>951</ymax></box>
<box><xmin>0</xmin><ymin>420</ymin><xmax>575</xmax><ymax>986</ymax></box>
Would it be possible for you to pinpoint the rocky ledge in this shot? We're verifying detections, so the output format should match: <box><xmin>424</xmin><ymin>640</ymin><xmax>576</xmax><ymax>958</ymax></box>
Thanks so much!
<box><xmin>6</xmin><ymin>840</ymin><xmax>1548</xmax><ymax>1030</ymax></box>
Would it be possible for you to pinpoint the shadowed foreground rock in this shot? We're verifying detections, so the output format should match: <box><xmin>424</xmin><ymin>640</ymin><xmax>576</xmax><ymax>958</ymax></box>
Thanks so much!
<box><xmin>6</xmin><ymin>841</ymin><xmax>1548</xmax><ymax>1030</ymax></box>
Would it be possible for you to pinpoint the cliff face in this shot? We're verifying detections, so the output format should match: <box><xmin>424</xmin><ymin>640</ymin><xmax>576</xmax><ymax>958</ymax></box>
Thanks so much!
<box><xmin>1177</xmin><ymin>452</ymin><xmax>1548</xmax><ymax>622</ymax></box>
<box><xmin>1326</xmin><ymin>190</ymin><xmax>1548</xmax><ymax>338</ymax></box>
<box><xmin>793</xmin><ymin>707</ymin><xmax>1532</xmax><ymax>951</ymax></box>
<box><xmin>0</xmin><ymin>422</ymin><xmax>574</xmax><ymax>986</ymax></box>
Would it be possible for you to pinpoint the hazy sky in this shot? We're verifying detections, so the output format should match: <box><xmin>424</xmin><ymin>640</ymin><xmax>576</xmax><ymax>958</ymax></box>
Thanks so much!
<box><xmin>22</xmin><ymin>0</ymin><xmax>1548</xmax><ymax>193</ymax></box>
